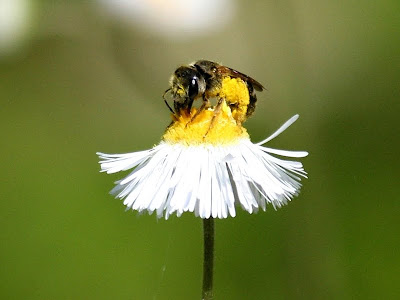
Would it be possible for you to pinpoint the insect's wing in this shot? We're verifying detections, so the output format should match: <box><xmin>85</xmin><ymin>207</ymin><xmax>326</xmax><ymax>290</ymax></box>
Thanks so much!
<box><xmin>216</xmin><ymin>65</ymin><xmax>264</xmax><ymax>91</ymax></box>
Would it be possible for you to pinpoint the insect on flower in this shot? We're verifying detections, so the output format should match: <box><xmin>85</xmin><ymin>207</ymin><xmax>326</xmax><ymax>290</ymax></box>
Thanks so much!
<box><xmin>97</xmin><ymin>60</ymin><xmax>308</xmax><ymax>219</ymax></box>
<box><xmin>163</xmin><ymin>60</ymin><xmax>264</xmax><ymax>128</ymax></box>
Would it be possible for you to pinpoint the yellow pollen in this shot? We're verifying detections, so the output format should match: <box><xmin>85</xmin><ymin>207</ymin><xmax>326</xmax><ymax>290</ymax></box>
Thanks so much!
<box><xmin>162</xmin><ymin>101</ymin><xmax>249</xmax><ymax>146</ymax></box>
<box><xmin>176</xmin><ymin>88</ymin><xmax>186</xmax><ymax>96</ymax></box>
<box><xmin>219</xmin><ymin>77</ymin><xmax>250</xmax><ymax>124</ymax></box>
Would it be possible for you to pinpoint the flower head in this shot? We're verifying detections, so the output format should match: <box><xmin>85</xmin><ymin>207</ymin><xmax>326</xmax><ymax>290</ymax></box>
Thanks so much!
<box><xmin>97</xmin><ymin>95</ymin><xmax>308</xmax><ymax>219</ymax></box>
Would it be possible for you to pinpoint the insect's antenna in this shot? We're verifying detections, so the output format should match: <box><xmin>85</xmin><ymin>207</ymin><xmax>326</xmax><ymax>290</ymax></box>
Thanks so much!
<box><xmin>163</xmin><ymin>88</ymin><xmax>175</xmax><ymax>114</ymax></box>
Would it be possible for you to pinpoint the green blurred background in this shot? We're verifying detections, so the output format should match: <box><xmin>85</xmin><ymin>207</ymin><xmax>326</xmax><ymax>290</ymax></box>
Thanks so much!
<box><xmin>1</xmin><ymin>1</ymin><xmax>399</xmax><ymax>299</ymax></box>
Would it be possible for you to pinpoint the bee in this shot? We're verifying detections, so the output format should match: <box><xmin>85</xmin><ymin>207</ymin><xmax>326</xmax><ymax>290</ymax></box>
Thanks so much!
<box><xmin>163</xmin><ymin>60</ymin><xmax>264</xmax><ymax>123</ymax></box>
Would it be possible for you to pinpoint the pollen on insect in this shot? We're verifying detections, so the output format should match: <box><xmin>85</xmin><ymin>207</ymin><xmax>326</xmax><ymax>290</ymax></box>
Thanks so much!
<box><xmin>219</xmin><ymin>77</ymin><xmax>250</xmax><ymax>124</ymax></box>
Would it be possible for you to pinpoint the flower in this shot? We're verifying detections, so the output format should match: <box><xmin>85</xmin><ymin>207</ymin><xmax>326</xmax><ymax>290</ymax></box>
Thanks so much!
<box><xmin>97</xmin><ymin>98</ymin><xmax>308</xmax><ymax>219</ymax></box>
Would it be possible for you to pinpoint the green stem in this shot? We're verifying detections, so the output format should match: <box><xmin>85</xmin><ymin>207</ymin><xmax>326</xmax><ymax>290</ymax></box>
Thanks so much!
<box><xmin>202</xmin><ymin>217</ymin><xmax>215</xmax><ymax>300</ymax></box>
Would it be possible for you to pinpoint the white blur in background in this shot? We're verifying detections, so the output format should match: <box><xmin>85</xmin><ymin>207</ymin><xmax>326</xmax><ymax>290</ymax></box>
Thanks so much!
<box><xmin>98</xmin><ymin>0</ymin><xmax>236</xmax><ymax>39</ymax></box>
<box><xmin>0</xmin><ymin>0</ymin><xmax>33</xmax><ymax>56</ymax></box>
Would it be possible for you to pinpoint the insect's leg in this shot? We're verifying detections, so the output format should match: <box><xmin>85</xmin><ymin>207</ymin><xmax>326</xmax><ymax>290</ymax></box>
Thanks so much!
<box><xmin>204</xmin><ymin>97</ymin><xmax>224</xmax><ymax>137</ymax></box>
<box><xmin>186</xmin><ymin>94</ymin><xmax>210</xmax><ymax>126</ymax></box>
<box><xmin>174</xmin><ymin>101</ymin><xmax>184</xmax><ymax>115</ymax></box>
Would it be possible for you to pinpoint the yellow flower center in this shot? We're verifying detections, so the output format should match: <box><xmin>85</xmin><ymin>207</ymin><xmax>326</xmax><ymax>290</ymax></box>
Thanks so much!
<box><xmin>162</xmin><ymin>101</ymin><xmax>249</xmax><ymax>146</ymax></box>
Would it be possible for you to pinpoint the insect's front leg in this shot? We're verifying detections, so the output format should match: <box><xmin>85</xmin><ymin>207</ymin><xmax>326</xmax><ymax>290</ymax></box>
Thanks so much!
<box><xmin>186</xmin><ymin>94</ymin><xmax>210</xmax><ymax>127</ymax></box>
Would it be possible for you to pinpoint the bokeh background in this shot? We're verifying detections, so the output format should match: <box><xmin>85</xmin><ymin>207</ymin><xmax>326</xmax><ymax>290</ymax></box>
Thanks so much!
<box><xmin>1</xmin><ymin>0</ymin><xmax>399</xmax><ymax>299</ymax></box>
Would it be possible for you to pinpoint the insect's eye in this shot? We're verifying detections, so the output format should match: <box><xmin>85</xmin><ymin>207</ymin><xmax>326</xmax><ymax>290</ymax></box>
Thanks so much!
<box><xmin>188</xmin><ymin>77</ymin><xmax>199</xmax><ymax>98</ymax></box>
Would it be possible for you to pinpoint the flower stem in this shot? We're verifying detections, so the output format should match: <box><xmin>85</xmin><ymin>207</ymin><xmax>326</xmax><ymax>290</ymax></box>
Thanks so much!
<box><xmin>202</xmin><ymin>217</ymin><xmax>215</xmax><ymax>300</ymax></box>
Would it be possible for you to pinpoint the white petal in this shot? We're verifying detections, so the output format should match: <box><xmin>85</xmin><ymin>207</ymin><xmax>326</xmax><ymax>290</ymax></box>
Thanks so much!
<box><xmin>257</xmin><ymin>114</ymin><xmax>299</xmax><ymax>145</ymax></box>
<box><xmin>260</xmin><ymin>147</ymin><xmax>308</xmax><ymax>158</ymax></box>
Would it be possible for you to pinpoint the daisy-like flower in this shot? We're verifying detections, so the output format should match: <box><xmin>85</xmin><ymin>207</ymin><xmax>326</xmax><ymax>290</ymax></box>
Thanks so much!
<box><xmin>97</xmin><ymin>79</ymin><xmax>308</xmax><ymax>219</ymax></box>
